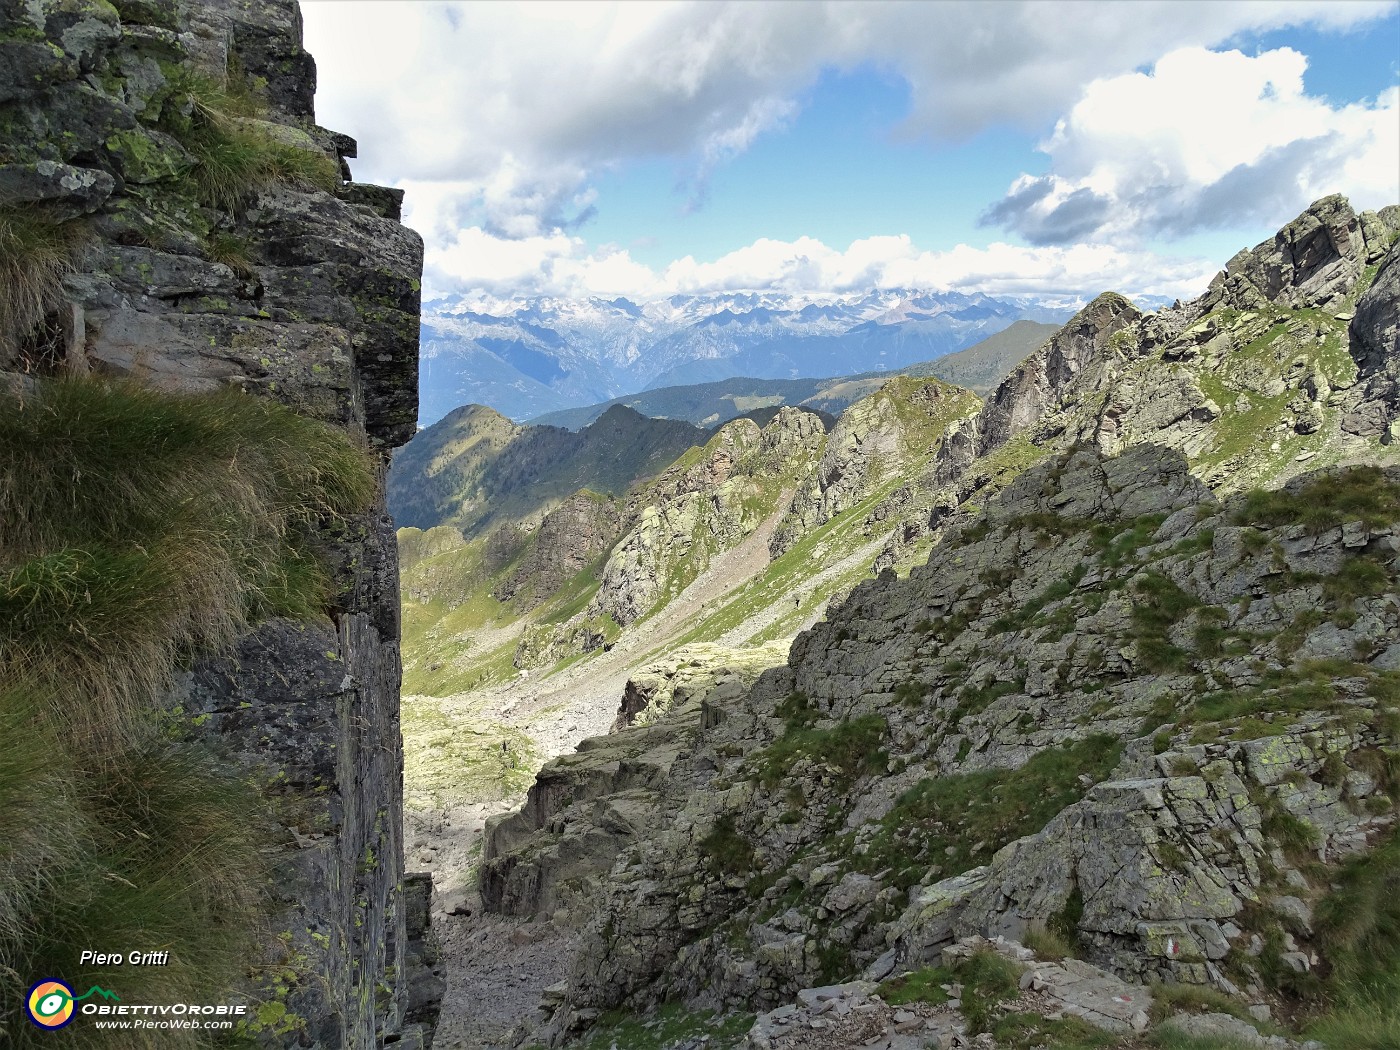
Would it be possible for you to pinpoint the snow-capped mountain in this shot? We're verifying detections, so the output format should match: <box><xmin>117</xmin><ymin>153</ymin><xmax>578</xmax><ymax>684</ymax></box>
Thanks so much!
<box><xmin>418</xmin><ymin>289</ymin><xmax>1081</xmax><ymax>425</ymax></box>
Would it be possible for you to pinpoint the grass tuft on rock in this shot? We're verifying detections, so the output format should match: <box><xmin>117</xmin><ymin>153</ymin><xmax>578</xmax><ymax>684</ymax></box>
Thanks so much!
<box><xmin>1231</xmin><ymin>467</ymin><xmax>1400</xmax><ymax>533</ymax></box>
<box><xmin>0</xmin><ymin>376</ymin><xmax>378</xmax><ymax>1047</ymax></box>
<box><xmin>752</xmin><ymin>713</ymin><xmax>887</xmax><ymax>789</ymax></box>
<box><xmin>161</xmin><ymin>71</ymin><xmax>340</xmax><ymax>211</ymax></box>
<box><xmin>0</xmin><ymin>206</ymin><xmax>89</xmax><ymax>357</ymax></box>
<box><xmin>859</xmin><ymin>734</ymin><xmax>1122</xmax><ymax>889</ymax></box>
<box><xmin>0</xmin><ymin>376</ymin><xmax>376</xmax><ymax>744</ymax></box>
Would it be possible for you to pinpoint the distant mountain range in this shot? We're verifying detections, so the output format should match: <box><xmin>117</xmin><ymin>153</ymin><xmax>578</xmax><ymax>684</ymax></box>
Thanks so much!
<box><xmin>527</xmin><ymin>319</ymin><xmax>1060</xmax><ymax>431</ymax></box>
<box><xmin>418</xmin><ymin>289</ymin><xmax>1084</xmax><ymax>425</ymax></box>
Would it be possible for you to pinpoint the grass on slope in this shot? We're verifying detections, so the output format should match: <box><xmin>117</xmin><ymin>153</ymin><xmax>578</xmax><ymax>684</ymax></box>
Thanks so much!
<box><xmin>402</xmin><ymin>695</ymin><xmax>538</xmax><ymax>809</ymax></box>
<box><xmin>1186</xmin><ymin>307</ymin><xmax>1362</xmax><ymax>487</ymax></box>
<box><xmin>0</xmin><ymin>376</ymin><xmax>377</xmax><ymax>1049</ymax></box>
<box><xmin>1</xmin><ymin>377</ymin><xmax>375</xmax><ymax>742</ymax></box>
<box><xmin>564</xmin><ymin>1003</ymin><xmax>754</xmax><ymax>1050</ymax></box>
<box><xmin>0</xmin><ymin>206</ymin><xmax>89</xmax><ymax>359</ymax></box>
<box><xmin>660</xmin><ymin>481</ymin><xmax>900</xmax><ymax>651</ymax></box>
<box><xmin>389</xmin><ymin>403</ymin><xmax>704</xmax><ymax>534</ymax></box>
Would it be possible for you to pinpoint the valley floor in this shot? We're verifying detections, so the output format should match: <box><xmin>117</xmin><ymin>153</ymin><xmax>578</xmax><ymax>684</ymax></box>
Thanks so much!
<box><xmin>410</xmin><ymin>503</ymin><xmax>874</xmax><ymax>1048</ymax></box>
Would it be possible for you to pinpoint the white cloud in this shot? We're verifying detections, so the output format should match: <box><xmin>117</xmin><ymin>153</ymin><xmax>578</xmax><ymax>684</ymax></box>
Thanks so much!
<box><xmin>302</xmin><ymin>0</ymin><xmax>1395</xmax><ymax>239</ymax></box>
<box><xmin>424</xmin><ymin>226</ymin><xmax>1218</xmax><ymax>305</ymax></box>
<box><xmin>983</xmin><ymin>47</ymin><xmax>1400</xmax><ymax>244</ymax></box>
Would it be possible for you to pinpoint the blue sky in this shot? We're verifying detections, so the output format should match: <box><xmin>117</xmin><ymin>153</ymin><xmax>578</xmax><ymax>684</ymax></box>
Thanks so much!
<box><xmin>303</xmin><ymin>1</ymin><xmax>1400</xmax><ymax>304</ymax></box>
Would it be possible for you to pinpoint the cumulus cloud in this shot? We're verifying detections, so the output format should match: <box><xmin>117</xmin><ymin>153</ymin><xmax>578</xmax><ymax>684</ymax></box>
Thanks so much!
<box><xmin>982</xmin><ymin>46</ymin><xmax>1400</xmax><ymax>244</ymax></box>
<box><xmin>303</xmin><ymin>0</ymin><xmax>1393</xmax><ymax>239</ymax></box>
<box><xmin>425</xmin><ymin>226</ymin><xmax>1218</xmax><ymax>305</ymax></box>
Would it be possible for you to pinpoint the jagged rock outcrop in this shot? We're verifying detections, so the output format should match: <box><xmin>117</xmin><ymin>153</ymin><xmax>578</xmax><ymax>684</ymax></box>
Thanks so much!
<box><xmin>1207</xmin><ymin>194</ymin><xmax>1400</xmax><ymax>313</ymax></box>
<box><xmin>485</xmin><ymin>445</ymin><xmax>1400</xmax><ymax>1043</ymax></box>
<box><xmin>1341</xmin><ymin>244</ymin><xmax>1400</xmax><ymax>442</ymax></box>
<box><xmin>497</xmin><ymin>490</ymin><xmax>623</xmax><ymax>607</ymax></box>
<box><xmin>590</xmin><ymin>407</ymin><xmax>826</xmax><ymax>626</ymax></box>
<box><xmin>613</xmin><ymin>641</ymin><xmax>791</xmax><ymax>732</ymax></box>
<box><xmin>771</xmin><ymin>377</ymin><xmax>979</xmax><ymax>557</ymax></box>
<box><xmin>870</xmin><ymin>196</ymin><xmax>1400</xmax><ymax>571</ymax></box>
<box><xmin>0</xmin><ymin>1</ymin><xmax>436</xmax><ymax>1045</ymax></box>
<box><xmin>482</xmin><ymin>643</ymin><xmax>788</xmax><ymax>921</ymax></box>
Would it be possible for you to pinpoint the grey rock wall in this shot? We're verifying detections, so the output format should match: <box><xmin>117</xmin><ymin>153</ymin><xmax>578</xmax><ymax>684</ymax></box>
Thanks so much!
<box><xmin>0</xmin><ymin>0</ymin><xmax>437</xmax><ymax>1045</ymax></box>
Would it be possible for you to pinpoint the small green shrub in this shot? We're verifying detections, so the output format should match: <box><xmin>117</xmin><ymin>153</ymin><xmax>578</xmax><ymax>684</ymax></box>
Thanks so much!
<box><xmin>751</xmin><ymin>713</ymin><xmax>887</xmax><ymax>789</ymax></box>
<box><xmin>1233</xmin><ymin>468</ymin><xmax>1400</xmax><ymax>533</ymax></box>
<box><xmin>957</xmin><ymin>949</ymin><xmax>1023</xmax><ymax>1034</ymax></box>
<box><xmin>698</xmin><ymin>815</ymin><xmax>755</xmax><ymax>877</ymax></box>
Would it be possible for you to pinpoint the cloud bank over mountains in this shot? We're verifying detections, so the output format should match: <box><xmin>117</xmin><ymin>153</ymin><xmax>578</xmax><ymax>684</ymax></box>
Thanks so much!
<box><xmin>984</xmin><ymin>46</ymin><xmax>1399</xmax><ymax>246</ymax></box>
<box><xmin>303</xmin><ymin>0</ymin><xmax>1399</xmax><ymax>303</ymax></box>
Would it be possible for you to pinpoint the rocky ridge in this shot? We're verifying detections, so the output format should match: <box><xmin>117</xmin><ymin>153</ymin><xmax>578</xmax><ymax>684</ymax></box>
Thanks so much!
<box><xmin>867</xmin><ymin>196</ymin><xmax>1400</xmax><ymax>572</ymax></box>
<box><xmin>587</xmin><ymin>407</ymin><xmax>827</xmax><ymax>629</ymax></box>
<box><xmin>472</xmin><ymin>197</ymin><xmax>1400</xmax><ymax>1050</ymax></box>
<box><xmin>506</xmin><ymin>445</ymin><xmax>1400</xmax><ymax>1048</ymax></box>
<box><xmin>771</xmin><ymin>377</ymin><xmax>980</xmax><ymax>558</ymax></box>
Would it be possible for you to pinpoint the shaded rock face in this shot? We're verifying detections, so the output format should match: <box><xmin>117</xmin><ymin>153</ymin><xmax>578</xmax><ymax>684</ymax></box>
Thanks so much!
<box><xmin>485</xmin><ymin>445</ymin><xmax>1400</xmax><ymax>1038</ymax></box>
<box><xmin>1212</xmin><ymin>194</ymin><xmax>1399</xmax><ymax>313</ymax></box>
<box><xmin>1342</xmin><ymin>246</ymin><xmax>1400</xmax><ymax>441</ymax></box>
<box><xmin>771</xmin><ymin>378</ymin><xmax>980</xmax><ymax>558</ymax></box>
<box><xmin>497</xmin><ymin>491</ymin><xmax>624</xmax><ymax>607</ymax></box>
<box><xmin>480</xmin><ymin>643</ymin><xmax>789</xmax><ymax>922</ymax></box>
<box><xmin>0</xmin><ymin>1</ymin><xmax>434</xmax><ymax>1046</ymax></box>
<box><xmin>589</xmin><ymin>407</ymin><xmax>826</xmax><ymax>627</ymax></box>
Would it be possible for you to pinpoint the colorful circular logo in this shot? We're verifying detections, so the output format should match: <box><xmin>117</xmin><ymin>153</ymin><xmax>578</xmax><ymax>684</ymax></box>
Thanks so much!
<box><xmin>27</xmin><ymin>980</ymin><xmax>76</xmax><ymax>1029</ymax></box>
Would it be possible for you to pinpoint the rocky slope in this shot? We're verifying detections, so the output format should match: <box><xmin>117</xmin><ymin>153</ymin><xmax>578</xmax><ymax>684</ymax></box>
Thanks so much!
<box><xmin>0</xmin><ymin>0</ymin><xmax>437</xmax><ymax>1046</ymax></box>
<box><xmin>505</xmin><ymin>447</ymin><xmax>1400</xmax><ymax>1043</ymax></box>
<box><xmin>771</xmin><ymin>377</ymin><xmax>980</xmax><ymax>558</ymax></box>
<box><xmin>844</xmin><ymin>196</ymin><xmax>1400</xmax><ymax>575</ymax></box>
<box><xmin>587</xmin><ymin>407</ymin><xmax>827</xmax><ymax>628</ymax></box>
<box><xmin>469</xmin><ymin>196</ymin><xmax>1400</xmax><ymax>1050</ymax></box>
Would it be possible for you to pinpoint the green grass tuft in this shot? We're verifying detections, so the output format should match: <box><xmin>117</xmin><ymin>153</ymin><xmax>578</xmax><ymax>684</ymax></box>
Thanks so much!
<box><xmin>752</xmin><ymin>713</ymin><xmax>887</xmax><ymax>789</ymax></box>
<box><xmin>1232</xmin><ymin>467</ymin><xmax>1400</xmax><ymax>533</ymax></box>
<box><xmin>857</xmin><ymin>735</ymin><xmax>1121</xmax><ymax>889</ymax></box>
<box><xmin>160</xmin><ymin>71</ymin><xmax>340</xmax><ymax>211</ymax></box>
<box><xmin>0</xmin><ymin>207</ymin><xmax>89</xmax><ymax>360</ymax></box>
<box><xmin>0</xmin><ymin>377</ymin><xmax>377</xmax><ymax>1047</ymax></box>
<box><xmin>0</xmin><ymin>377</ymin><xmax>376</xmax><ymax>743</ymax></box>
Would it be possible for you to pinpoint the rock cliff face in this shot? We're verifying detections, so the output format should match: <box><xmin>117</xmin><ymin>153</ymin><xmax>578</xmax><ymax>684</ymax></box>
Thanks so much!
<box><xmin>771</xmin><ymin>377</ymin><xmax>980</xmax><ymax>558</ymax></box>
<box><xmin>590</xmin><ymin>408</ymin><xmax>826</xmax><ymax>627</ymax></box>
<box><xmin>1</xmin><ymin>1</ymin><xmax>436</xmax><ymax>1045</ymax></box>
